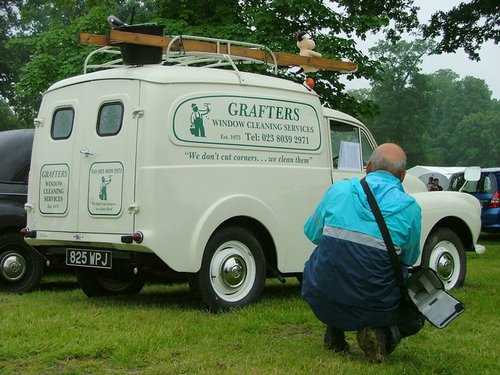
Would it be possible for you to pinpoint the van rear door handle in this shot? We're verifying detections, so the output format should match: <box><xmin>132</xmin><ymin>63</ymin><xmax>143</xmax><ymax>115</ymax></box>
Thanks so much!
<box><xmin>80</xmin><ymin>148</ymin><xmax>94</xmax><ymax>157</ymax></box>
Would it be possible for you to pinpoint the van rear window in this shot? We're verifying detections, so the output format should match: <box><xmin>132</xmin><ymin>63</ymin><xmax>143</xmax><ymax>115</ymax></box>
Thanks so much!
<box><xmin>97</xmin><ymin>102</ymin><xmax>124</xmax><ymax>136</ymax></box>
<box><xmin>51</xmin><ymin>107</ymin><xmax>74</xmax><ymax>140</ymax></box>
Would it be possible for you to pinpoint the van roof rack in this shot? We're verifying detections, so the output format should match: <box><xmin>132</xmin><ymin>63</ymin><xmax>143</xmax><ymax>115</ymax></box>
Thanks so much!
<box><xmin>79</xmin><ymin>30</ymin><xmax>358</xmax><ymax>75</ymax></box>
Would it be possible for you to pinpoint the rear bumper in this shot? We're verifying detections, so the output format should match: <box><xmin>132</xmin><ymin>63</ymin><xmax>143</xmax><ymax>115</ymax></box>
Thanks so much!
<box><xmin>481</xmin><ymin>208</ymin><xmax>500</xmax><ymax>232</ymax></box>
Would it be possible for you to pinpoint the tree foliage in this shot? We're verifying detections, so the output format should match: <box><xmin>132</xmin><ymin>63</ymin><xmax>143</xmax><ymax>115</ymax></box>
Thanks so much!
<box><xmin>362</xmin><ymin>39</ymin><xmax>436</xmax><ymax>166</ymax></box>
<box><xmin>5</xmin><ymin>0</ymin><xmax>422</xmax><ymax>124</ymax></box>
<box><xmin>1</xmin><ymin>0</ymin><xmax>498</xmax><ymax>168</ymax></box>
<box><xmin>451</xmin><ymin>110</ymin><xmax>500</xmax><ymax>166</ymax></box>
<box><xmin>12</xmin><ymin>4</ymin><xmax>120</xmax><ymax>124</ymax></box>
<box><xmin>360</xmin><ymin>40</ymin><xmax>499</xmax><ymax>167</ymax></box>
<box><xmin>422</xmin><ymin>0</ymin><xmax>500</xmax><ymax>60</ymax></box>
<box><xmin>426</xmin><ymin>70</ymin><xmax>497</xmax><ymax>166</ymax></box>
<box><xmin>0</xmin><ymin>99</ymin><xmax>23</xmax><ymax>130</ymax></box>
<box><xmin>0</xmin><ymin>0</ymin><xmax>25</xmax><ymax>105</ymax></box>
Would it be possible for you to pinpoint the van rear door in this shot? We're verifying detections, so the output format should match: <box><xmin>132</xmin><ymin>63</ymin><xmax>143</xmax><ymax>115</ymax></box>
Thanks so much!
<box><xmin>33</xmin><ymin>79</ymin><xmax>140</xmax><ymax>237</ymax></box>
<box><xmin>76</xmin><ymin>80</ymin><xmax>140</xmax><ymax>235</ymax></box>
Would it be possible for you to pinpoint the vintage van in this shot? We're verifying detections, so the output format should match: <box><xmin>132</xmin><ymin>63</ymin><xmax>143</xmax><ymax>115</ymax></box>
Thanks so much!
<box><xmin>23</xmin><ymin>36</ymin><xmax>484</xmax><ymax>310</ymax></box>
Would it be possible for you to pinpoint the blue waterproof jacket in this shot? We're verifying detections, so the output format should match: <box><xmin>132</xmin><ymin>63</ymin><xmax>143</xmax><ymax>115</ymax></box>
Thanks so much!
<box><xmin>301</xmin><ymin>171</ymin><xmax>421</xmax><ymax>330</ymax></box>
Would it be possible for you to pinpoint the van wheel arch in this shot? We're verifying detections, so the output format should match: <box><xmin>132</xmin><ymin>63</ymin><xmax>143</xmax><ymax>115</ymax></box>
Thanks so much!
<box><xmin>200</xmin><ymin>216</ymin><xmax>278</xmax><ymax>275</ymax></box>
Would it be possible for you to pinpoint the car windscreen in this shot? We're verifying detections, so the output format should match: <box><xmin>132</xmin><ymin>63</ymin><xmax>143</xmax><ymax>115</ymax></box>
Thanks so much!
<box><xmin>0</xmin><ymin>129</ymin><xmax>34</xmax><ymax>183</ymax></box>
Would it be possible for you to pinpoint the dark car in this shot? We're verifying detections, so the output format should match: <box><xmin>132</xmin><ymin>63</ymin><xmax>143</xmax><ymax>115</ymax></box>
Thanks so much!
<box><xmin>448</xmin><ymin>167</ymin><xmax>500</xmax><ymax>233</ymax></box>
<box><xmin>0</xmin><ymin>128</ymin><xmax>45</xmax><ymax>292</ymax></box>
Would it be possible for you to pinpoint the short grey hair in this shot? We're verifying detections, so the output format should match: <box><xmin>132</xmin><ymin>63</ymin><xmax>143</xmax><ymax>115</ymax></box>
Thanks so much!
<box><xmin>369</xmin><ymin>147</ymin><xmax>407</xmax><ymax>177</ymax></box>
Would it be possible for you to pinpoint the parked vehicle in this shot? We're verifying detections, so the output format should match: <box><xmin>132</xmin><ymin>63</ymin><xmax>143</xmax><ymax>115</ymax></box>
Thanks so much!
<box><xmin>448</xmin><ymin>168</ymin><xmax>500</xmax><ymax>233</ymax></box>
<box><xmin>0</xmin><ymin>128</ymin><xmax>45</xmax><ymax>292</ymax></box>
<box><xmin>23</xmin><ymin>34</ymin><xmax>483</xmax><ymax>310</ymax></box>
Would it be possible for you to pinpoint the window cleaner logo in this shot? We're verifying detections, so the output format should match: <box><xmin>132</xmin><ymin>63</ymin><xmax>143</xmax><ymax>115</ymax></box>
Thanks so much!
<box><xmin>190</xmin><ymin>103</ymin><xmax>211</xmax><ymax>137</ymax></box>
<box><xmin>98</xmin><ymin>175</ymin><xmax>112</xmax><ymax>201</ymax></box>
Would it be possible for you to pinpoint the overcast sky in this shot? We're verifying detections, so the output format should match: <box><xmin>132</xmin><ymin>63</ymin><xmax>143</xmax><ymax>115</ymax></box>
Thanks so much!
<box><xmin>342</xmin><ymin>0</ymin><xmax>500</xmax><ymax>99</ymax></box>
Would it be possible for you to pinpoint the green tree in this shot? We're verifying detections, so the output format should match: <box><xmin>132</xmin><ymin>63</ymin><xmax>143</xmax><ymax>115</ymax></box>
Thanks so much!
<box><xmin>237</xmin><ymin>0</ymin><xmax>419</xmax><ymax>117</ymax></box>
<box><xmin>12</xmin><ymin>5</ymin><xmax>118</xmax><ymax>124</ymax></box>
<box><xmin>0</xmin><ymin>0</ymin><xmax>25</xmax><ymax>105</ymax></box>
<box><xmin>450</xmin><ymin>110</ymin><xmax>500</xmax><ymax>166</ymax></box>
<box><xmin>427</xmin><ymin>70</ymin><xmax>494</xmax><ymax>165</ymax></box>
<box><xmin>363</xmin><ymin>39</ymin><xmax>436</xmax><ymax>166</ymax></box>
<box><xmin>0</xmin><ymin>99</ymin><xmax>23</xmax><ymax>130</ymax></box>
<box><xmin>9</xmin><ymin>0</ymin><xmax>421</xmax><ymax>125</ymax></box>
<box><xmin>10</xmin><ymin>1</ymin><xmax>147</xmax><ymax>125</ymax></box>
<box><xmin>5</xmin><ymin>0</ymin><xmax>499</xmax><ymax>130</ymax></box>
<box><xmin>423</xmin><ymin>0</ymin><xmax>500</xmax><ymax>60</ymax></box>
<box><xmin>153</xmin><ymin>0</ymin><xmax>243</xmax><ymax>38</ymax></box>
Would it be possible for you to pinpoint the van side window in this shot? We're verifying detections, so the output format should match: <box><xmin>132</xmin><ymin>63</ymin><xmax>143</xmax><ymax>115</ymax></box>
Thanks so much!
<box><xmin>97</xmin><ymin>102</ymin><xmax>124</xmax><ymax>136</ymax></box>
<box><xmin>330</xmin><ymin>120</ymin><xmax>358</xmax><ymax>169</ymax></box>
<box><xmin>330</xmin><ymin>120</ymin><xmax>375</xmax><ymax>170</ymax></box>
<box><xmin>51</xmin><ymin>107</ymin><xmax>74</xmax><ymax>140</ymax></box>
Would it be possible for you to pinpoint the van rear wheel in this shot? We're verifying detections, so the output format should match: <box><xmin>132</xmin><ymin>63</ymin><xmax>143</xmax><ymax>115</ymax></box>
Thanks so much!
<box><xmin>76</xmin><ymin>268</ymin><xmax>145</xmax><ymax>297</ymax></box>
<box><xmin>191</xmin><ymin>227</ymin><xmax>266</xmax><ymax>312</ymax></box>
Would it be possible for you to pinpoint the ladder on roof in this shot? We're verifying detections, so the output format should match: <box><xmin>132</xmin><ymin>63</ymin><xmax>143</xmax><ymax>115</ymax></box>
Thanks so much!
<box><xmin>79</xmin><ymin>30</ymin><xmax>358</xmax><ymax>74</ymax></box>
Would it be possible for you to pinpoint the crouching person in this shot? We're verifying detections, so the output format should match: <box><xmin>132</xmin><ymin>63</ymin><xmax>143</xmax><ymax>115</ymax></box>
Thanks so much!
<box><xmin>302</xmin><ymin>143</ymin><xmax>425</xmax><ymax>362</ymax></box>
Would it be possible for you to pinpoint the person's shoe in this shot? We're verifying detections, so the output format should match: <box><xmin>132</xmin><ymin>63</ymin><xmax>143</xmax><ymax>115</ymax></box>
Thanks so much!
<box><xmin>384</xmin><ymin>325</ymin><xmax>401</xmax><ymax>355</ymax></box>
<box><xmin>356</xmin><ymin>327</ymin><xmax>387</xmax><ymax>362</ymax></box>
<box><xmin>324</xmin><ymin>326</ymin><xmax>350</xmax><ymax>353</ymax></box>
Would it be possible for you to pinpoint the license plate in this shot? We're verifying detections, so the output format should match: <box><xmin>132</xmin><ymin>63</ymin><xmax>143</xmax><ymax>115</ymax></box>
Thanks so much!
<box><xmin>66</xmin><ymin>248</ymin><xmax>112</xmax><ymax>269</ymax></box>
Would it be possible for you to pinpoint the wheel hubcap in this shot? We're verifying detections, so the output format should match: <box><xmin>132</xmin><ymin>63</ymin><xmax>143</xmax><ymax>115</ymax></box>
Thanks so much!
<box><xmin>1</xmin><ymin>253</ymin><xmax>27</xmax><ymax>281</ymax></box>
<box><xmin>436</xmin><ymin>252</ymin><xmax>454</xmax><ymax>281</ymax></box>
<box><xmin>221</xmin><ymin>255</ymin><xmax>246</xmax><ymax>289</ymax></box>
<box><xmin>430</xmin><ymin>239</ymin><xmax>459</xmax><ymax>288</ymax></box>
<box><xmin>209</xmin><ymin>241</ymin><xmax>256</xmax><ymax>301</ymax></box>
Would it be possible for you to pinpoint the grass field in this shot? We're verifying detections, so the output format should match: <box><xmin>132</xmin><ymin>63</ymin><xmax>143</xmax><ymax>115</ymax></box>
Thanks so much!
<box><xmin>1</xmin><ymin>234</ymin><xmax>499</xmax><ymax>375</ymax></box>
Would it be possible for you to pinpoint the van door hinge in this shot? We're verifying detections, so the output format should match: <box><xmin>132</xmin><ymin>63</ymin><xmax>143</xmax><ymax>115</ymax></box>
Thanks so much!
<box><xmin>33</xmin><ymin>118</ymin><xmax>44</xmax><ymax>127</ymax></box>
<box><xmin>132</xmin><ymin>108</ymin><xmax>144</xmax><ymax>118</ymax></box>
<box><xmin>24</xmin><ymin>203</ymin><xmax>35</xmax><ymax>212</ymax></box>
<box><xmin>127</xmin><ymin>202</ymin><xmax>140</xmax><ymax>214</ymax></box>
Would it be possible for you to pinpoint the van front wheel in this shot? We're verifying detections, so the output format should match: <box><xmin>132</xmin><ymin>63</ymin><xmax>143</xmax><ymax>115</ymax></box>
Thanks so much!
<box><xmin>422</xmin><ymin>228</ymin><xmax>466</xmax><ymax>290</ymax></box>
<box><xmin>192</xmin><ymin>227</ymin><xmax>266</xmax><ymax>312</ymax></box>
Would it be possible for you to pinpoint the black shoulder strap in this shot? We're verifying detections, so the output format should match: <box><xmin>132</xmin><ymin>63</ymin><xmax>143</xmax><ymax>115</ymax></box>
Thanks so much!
<box><xmin>360</xmin><ymin>178</ymin><xmax>406</xmax><ymax>290</ymax></box>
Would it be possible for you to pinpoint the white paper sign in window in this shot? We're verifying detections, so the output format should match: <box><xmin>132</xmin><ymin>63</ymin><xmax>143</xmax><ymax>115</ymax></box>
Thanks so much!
<box><xmin>338</xmin><ymin>141</ymin><xmax>362</xmax><ymax>171</ymax></box>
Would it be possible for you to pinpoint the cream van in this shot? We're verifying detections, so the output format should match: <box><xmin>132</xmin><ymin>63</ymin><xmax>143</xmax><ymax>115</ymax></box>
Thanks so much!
<box><xmin>23</xmin><ymin>35</ymin><xmax>483</xmax><ymax>310</ymax></box>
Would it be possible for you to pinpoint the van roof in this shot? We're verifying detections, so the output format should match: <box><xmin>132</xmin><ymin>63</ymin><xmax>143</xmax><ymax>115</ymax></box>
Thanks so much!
<box><xmin>321</xmin><ymin>107</ymin><xmax>365</xmax><ymax>127</ymax></box>
<box><xmin>46</xmin><ymin>65</ymin><xmax>318</xmax><ymax>96</ymax></box>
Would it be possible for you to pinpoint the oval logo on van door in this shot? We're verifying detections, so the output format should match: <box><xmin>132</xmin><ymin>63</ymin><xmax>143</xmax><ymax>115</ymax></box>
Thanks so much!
<box><xmin>172</xmin><ymin>95</ymin><xmax>322</xmax><ymax>152</ymax></box>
